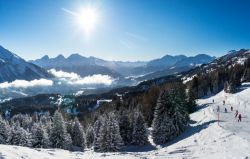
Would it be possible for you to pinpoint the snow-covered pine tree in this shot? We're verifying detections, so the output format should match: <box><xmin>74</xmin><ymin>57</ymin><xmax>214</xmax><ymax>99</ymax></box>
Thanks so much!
<box><xmin>0</xmin><ymin>116</ymin><xmax>10</xmax><ymax>144</ymax></box>
<box><xmin>94</xmin><ymin>112</ymin><xmax>123</xmax><ymax>152</ymax></box>
<box><xmin>118</xmin><ymin>111</ymin><xmax>133</xmax><ymax>145</ymax></box>
<box><xmin>11</xmin><ymin>114</ymin><xmax>32</xmax><ymax>130</ymax></box>
<box><xmin>131</xmin><ymin>111</ymin><xmax>148</xmax><ymax>146</ymax></box>
<box><xmin>71</xmin><ymin>117</ymin><xmax>85</xmax><ymax>151</ymax></box>
<box><xmin>9</xmin><ymin>122</ymin><xmax>31</xmax><ymax>147</ymax></box>
<box><xmin>66</xmin><ymin>120</ymin><xmax>73</xmax><ymax>138</ymax></box>
<box><xmin>152</xmin><ymin>89</ymin><xmax>189</xmax><ymax>145</ymax></box>
<box><xmin>50</xmin><ymin>111</ymin><xmax>71</xmax><ymax>150</ymax></box>
<box><xmin>31</xmin><ymin>122</ymin><xmax>50</xmax><ymax>148</ymax></box>
<box><xmin>64</xmin><ymin>133</ymin><xmax>73</xmax><ymax>150</ymax></box>
<box><xmin>86</xmin><ymin>124</ymin><xmax>94</xmax><ymax>148</ymax></box>
<box><xmin>40</xmin><ymin>113</ymin><xmax>51</xmax><ymax>125</ymax></box>
<box><xmin>93</xmin><ymin>116</ymin><xmax>103</xmax><ymax>151</ymax></box>
<box><xmin>40</xmin><ymin>113</ymin><xmax>52</xmax><ymax>137</ymax></box>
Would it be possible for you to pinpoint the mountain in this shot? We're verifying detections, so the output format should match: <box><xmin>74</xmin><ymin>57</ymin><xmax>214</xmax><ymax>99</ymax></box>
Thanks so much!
<box><xmin>135</xmin><ymin>54</ymin><xmax>215</xmax><ymax>81</ymax></box>
<box><xmin>30</xmin><ymin>54</ymin><xmax>147</xmax><ymax>78</ymax></box>
<box><xmin>147</xmin><ymin>54</ymin><xmax>187</xmax><ymax>68</ymax></box>
<box><xmin>174</xmin><ymin>54</ymin><xmax>215</xmax><ymax>67</ymax></box>
<box><xmin>0</xmin><ymin>46</ymin><xmax>52</xmax><ymax>83</ymax></box>
<box><xmin>182</xmin><ymin>49</ymin><xmax>250</xmax><ymax>80</ymax></box>
<box><xmin>30</xmin><ymin>53</ymin><xmax>214</xmax><ymax>80</ymax></box>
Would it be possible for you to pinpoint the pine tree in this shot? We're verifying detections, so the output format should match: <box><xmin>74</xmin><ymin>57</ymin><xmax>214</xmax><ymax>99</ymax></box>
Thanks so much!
<box><xmin>50</xmin><ymin>111</ymin><xmax>71</xmax><ymax>150</ymax></box>
<box><xmin>31</xmin><ymin>122</ymin><xmax>50</xmax><ymax>148</ymax></box>
<box><xmin>86</xmin><ymin>124</ymin><xmax>94</xmax><ymax>148</ymax></box>
<box><xmin>93</xmin><ymin>116</ymin><xmax>103</xmax><ymax>151</ymax></box>
<box><xmin>186</xmin><ymin>90</ymin><xmax>197</xmax><ymax>113</ymax></box>
<box><xmin>152</xmin><ymin>90</ymin><xmax>189</xmax><ymax>145</ymax></box>
<box><xmin>11</xmin><ymin>114</ymin><xmax>32</xmax><ymax>130</ymax></box>
<box><xmin>131</xmin><ymin>111</ymin><xmax>148</xmax><ymax>146</ymax></box>
<box><xmin>0</xmin><ymin>116</ymin><xmax>10</xmax><ymax>144</ymax></box>
<box><xmin>118</xmin><ymin>111</ymin><xmax>133</xmax><ymax>145</ymax></box>
<box><xmin>9</xmin><ymin>122</ymin><xmax>31</xmax><ymax>147</ymax></box>
<box><xmin>64</xmin><ymin>133</ymin><xmax>73</xmax><ymax>150</ymax></box>
<box><xmin>94</xmin><ymin>112</ymin><xmax>123</xmax><ymax>152</ymax></box>
<box><xmin>71</xmin><ymin>117</ymin><xmax>85</xmax><ymax>151</ymax></box>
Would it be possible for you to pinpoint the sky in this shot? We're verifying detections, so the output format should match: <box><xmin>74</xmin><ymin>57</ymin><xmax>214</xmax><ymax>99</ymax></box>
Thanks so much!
<box><xmin>0</xmin><ymin>0</ymin><xmax>250</xmax><ymax>61</ymax></box>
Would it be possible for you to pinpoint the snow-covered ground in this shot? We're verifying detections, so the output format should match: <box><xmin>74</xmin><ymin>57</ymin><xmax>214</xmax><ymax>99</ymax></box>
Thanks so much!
<box><xmin>1</xmin><ymin>84</ymin><xmax>250</xmax><ymax>159</ymax></box>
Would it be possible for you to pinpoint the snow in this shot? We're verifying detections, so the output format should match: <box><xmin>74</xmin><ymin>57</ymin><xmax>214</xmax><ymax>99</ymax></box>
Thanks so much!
<box><xmin>182</xmin><ymin>75</ymin><xmax>196</xmax><ymax>84</ymax></box>
<box><xmin>236</xmin><ymin>57</ymin><xmax>248</xmax><ymax>65</ymax></box>
<box><xmin>74</xmin><ymin>90</ymin><xmax>84</xmax><ymax>96</ymax></box>
<box><xmin>92</xmin><ymin>99</ymin><xmax>112</xmax><ymax>110</ymax></box>
<box><xmin>0</xmin><ymin>84</ymin><xmax>250</xmax><ymax>158</ymax></box>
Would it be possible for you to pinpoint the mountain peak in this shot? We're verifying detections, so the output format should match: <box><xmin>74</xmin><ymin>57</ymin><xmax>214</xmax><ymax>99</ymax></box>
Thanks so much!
<box><xmin>68</xmin><ymin>53</ymin><xmax>82</xmax><ymax>58</ymax></box>
<box><xmin>55</xmin><ymin>54</ymin><xmax>65</xmax><ymax>60</ymax></box>
<box><xmin>41</xmin><ymin>55</ymin><xmax>49</xmax><ymax>60</ymax></box>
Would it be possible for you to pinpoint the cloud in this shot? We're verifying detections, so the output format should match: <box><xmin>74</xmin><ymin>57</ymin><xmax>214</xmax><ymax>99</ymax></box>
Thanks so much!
<box><xmin>0</xmin><ymin>79</ymin><xmax>53</xmax><ymax>89</ymax></box>
<box><xmin>68</xmin><ymin>74</ymin><xmax>114</xmax><ymax>85</ymax></box>
<box><xmin>61</xmin><ymin>8</ymin><xmax>77</xmax><ymax>16</ymax></box>
<box><xmin>48</xmin><ymin>69</ymin><xmax>80</xmax><ymax>80</ymax></box>
<box><xmin>49</xmin><ymin>69</ymin><xmax>114</xmax><ymax>85</ymax></box>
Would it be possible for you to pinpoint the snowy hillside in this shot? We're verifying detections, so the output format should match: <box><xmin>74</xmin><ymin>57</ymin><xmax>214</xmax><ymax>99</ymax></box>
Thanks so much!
<box><xmin>0</xmin><ymin>84</ymin><xmax>249</xmax><ymax>159</ymax></box>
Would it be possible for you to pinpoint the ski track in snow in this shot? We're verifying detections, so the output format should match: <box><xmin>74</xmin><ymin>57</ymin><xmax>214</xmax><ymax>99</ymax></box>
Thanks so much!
<box><xmin>0</xmin><ymin>83</ymin><xmax>250</xmax><ymax>159</ymax></box>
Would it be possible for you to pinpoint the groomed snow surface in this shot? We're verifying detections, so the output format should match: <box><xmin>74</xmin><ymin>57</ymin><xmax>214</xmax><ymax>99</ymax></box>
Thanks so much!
<box><xmin>1</xmin><ymin>83</ymin><xmax>250</xmax><ymax>159</ymax></box>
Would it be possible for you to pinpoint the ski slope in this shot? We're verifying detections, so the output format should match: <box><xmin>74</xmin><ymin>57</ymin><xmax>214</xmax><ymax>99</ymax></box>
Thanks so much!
<box><xmin>0</xmin><ymin>84</ymin><xmax>250</xmax><ymax>159</ymax></box>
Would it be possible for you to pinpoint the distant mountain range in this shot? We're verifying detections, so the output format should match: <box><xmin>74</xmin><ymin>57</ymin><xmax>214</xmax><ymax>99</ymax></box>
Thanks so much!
<box><xmin>30</xmin><ymin>53</ymin><xmax>215</xmax><ymax>81</ymax></box>
<box><xmin>0</xmin><ymin>46</ymin><xmax>52</xmax><ymax>83</ymax></box>
<box><xmin>0</xmin><ymin>44</ymin><xmax>215</xmax><ymax>84</ymax></box>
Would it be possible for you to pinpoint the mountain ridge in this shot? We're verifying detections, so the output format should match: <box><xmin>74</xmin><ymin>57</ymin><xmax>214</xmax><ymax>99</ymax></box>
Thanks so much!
<box><xmin>0</xmin><ymin>45</ymin><xmax>53</xmax><ymax>83</ymax></box>
<box><xmin>30</xmin><ymin>52</ymin><xmax>215</xmax><ymax>79</ymax></box>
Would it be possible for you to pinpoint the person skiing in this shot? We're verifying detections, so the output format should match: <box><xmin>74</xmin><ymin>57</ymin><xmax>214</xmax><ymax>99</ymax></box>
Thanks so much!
<box><xmin>223</xmin><ymin>100</ymin><xmax>225</xmax><ymax>105</ymax></box>
<box><xmin>212</xmin><ymin>99</ymin><xmax>214</xmax><ymax>103</ymax></box>
<box><xmin>217</xmin><ymin>106</ymin><xmax>220</xmax><ymax>112</ymax></box>
<box><xmin>238</xmin><ymin>114</ymin><xmax>242</xmax><ymax>122</ymax></box>
<box><xmin>235</xmin><ymin>110</ymin><xmax>238</xmax><ymax>118</ymax></box>
<box><xmin>225</xmin><ymin>108</ymin><xmax>227</xmax><ymax>113</ymax></box>
<box><xmin>231</xmin><ymin>106</ymin><xmax>233</xmax><ymax>111</ymax></box>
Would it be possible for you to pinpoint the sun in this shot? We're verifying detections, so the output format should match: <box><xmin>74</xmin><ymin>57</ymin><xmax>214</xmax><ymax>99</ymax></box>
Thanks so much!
<box><xmin>76</xmin><ymin>7</ymin><xmax>99</xmax><ymax>34</ymax></box>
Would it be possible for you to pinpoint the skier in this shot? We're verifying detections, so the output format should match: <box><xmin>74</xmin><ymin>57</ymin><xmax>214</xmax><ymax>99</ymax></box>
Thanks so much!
<box><xmin>235</xmin><ymin>110</ymin><xmax>238</xmax><ymax>118</ymax></box>
<box><xmin>238</xmin><ymin>114</ymin><xmax>242</xmax><ymax>122</ymax></box>
<box><xmin>212</xmin><ymin>99</ymin><xmax>214</xmax><ymax>103</ymax></box>
<box><xmin>223</xmin><ymin>100</ymin><xmax>225</xmax><ymax>105</ymax></box>
<box><xmin>217</xmin><ymin>106</ymin><xmax>220</xmax><ymax>112</ymax></box>
<box><xmin>224</xmin><ymin>108</ymin><xmax>227</xmax><ymax>113</ymax></box>
<box><xmin>231</xmin><ymin>106</ymin><xmax>233</xmax><ymax>111</ymax></box>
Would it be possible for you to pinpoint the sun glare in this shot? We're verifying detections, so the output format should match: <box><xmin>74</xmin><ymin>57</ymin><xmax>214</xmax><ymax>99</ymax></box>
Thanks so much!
<box><xmin>77</xmin><ymin>7</ymin><xmax>99</xmax><ymax>35</ymax></box>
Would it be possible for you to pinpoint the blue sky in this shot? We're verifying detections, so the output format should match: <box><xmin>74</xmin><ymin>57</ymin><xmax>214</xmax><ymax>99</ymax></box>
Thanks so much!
<box><xmin>0</xmin><ymin>0</ymin><xmax>250</xmax><ymax>61</ymax></box>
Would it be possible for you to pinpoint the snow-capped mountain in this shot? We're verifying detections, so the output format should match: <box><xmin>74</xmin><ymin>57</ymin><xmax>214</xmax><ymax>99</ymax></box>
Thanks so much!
<box><xmin>147</xmin><ymin>54</ymin><xmax>187</xmax><ymax>68</ymax></box>
<box><xmin>29</xmin><ymin>54</ymin><xmax>140</xmax><ymax>78</ymax></box>
<box><xmin>134</xmin><ymin>54</ymin><xmax>215</xmax><ymax>81</ymax></box>
<box><xmin>30</xmin><ymin>53</ymin><xmax>214</xmax><ymax>80</ymax></box>
<box><xmin>173</xmin><ymin>54</ymin><xmax>215</xmax><ymax>67</ymax></box>
<box><xmin>146</xmin><ymin>54</ymin><xmax>215</xmax><ymax>68</ymax></box>
<box><xmin>0</xmin><ymin>46</ymin><xmax>52</xmax><ymax>83</ymax></box>
<box><xmin>182</xmin><ymin>49</ymin><xmax>250</xmax><ymax>80</ymax></box>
